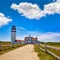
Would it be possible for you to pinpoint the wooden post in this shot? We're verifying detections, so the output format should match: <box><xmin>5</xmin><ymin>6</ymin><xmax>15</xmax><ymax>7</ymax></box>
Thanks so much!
<box><xmin>44</xmin><ymin>42</ymin><xmax>47</xmax><ymax>53</ymax></box>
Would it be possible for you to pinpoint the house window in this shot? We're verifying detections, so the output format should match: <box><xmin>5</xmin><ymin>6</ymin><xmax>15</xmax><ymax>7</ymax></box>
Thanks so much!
<box><xmin>29</xmin><ymin>37</ymin><xmax>31</xmax><ymax>40</ymax></box>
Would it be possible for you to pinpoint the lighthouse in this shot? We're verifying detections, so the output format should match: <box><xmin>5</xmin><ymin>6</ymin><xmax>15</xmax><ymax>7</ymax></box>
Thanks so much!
<box><xmin>11</xmin><ymin>25</ymin><xmax>16</xmax><ymax>44</ymax></box>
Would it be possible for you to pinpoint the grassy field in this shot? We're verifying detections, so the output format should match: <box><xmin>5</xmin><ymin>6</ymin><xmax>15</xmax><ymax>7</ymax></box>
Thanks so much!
<box><xmin>0</xmin><ymin>41</ymin><xmax>11</xmax><ymax>45</ymax></box>
<box><xmin>47</xmin><ymin>42</ymin><xmax>60</xmax><ymax>48</ymax></box>
<box><xmin>34</xmin><ymin>44</ymin><xmax>57</xmax><ymax>60</ymax></box>
<box><xmin>40</xmin><ymin>44</ymin><xmax>60</xmax><ymax>57</ymax></box>
<box><xmin>0</xmin><ymin>41</ymin><xmax>26</xmax><ymax>55</ymax></box>
<box><xmin>47</xmin><ymin>48</ymin><xmax>60</xmax><ymax>57</ymax></box>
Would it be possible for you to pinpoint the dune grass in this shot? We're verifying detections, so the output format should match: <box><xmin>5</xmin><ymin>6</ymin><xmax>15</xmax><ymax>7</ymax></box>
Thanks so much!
<box><xmin>47</xmin><ymin>48</ymin><xmax>60</xmax><ymax>57</ymax></box>
<box><xmin>47</xmin><ymin>42</ymin><xmax>60</xmax><ymax>48</ymax></box>
<box><xmin>0</xmin><ymin>42</ymin><xmax>26</xmax><ymax>55</ymax></box>
<box><xmin>40</xmin><ymin>44</ymin><xmax>60</xmax><ymax>57</ymax></box>
<box><xmin>34</xmin><ymin>44</ymin><xmax>57</xmax><ymax>60</ymax></box>
<box><xmin>0</xmin><ymin>41</ymin><xmax>11</xmax><ymax>45</ymax></box>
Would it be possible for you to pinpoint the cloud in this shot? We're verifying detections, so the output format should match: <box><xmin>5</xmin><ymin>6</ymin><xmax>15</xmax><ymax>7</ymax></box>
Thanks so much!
<box><xmin>38</xmin><ymin>32</ymin><xmax>60</xmax><ymax>42</ymax></box>
<box><xmin>17</xmin><ymin>26</ymin><xmax>26</xmax><ymax>31</ymax></box>
<box><xmin>44</xmin><ymin>0</ymin><xmax>60</xmax><ymax>15</ymax></box>
<box><xmin>11</xmin><ymin>0</ymin><xmax>60</xmax><ymax>19</ymax></box>
<box><xmin>57</xmin><ymin>0</ymin><xmax>60</xmax><ymax>2</ymax></box>
<box><xmin>29</xmin><ymin>32</ymin><xmax>60</xmax><ymax>42</ymax></box>
<box><xmin>0</xmin><ymin>13</ymin><xmax>12</xmax><ymax>27</ymax></box>
<box><xmin>11</xmin><ymin>2</ymin><xmax>42</xmax><ymax>19</ymax></box>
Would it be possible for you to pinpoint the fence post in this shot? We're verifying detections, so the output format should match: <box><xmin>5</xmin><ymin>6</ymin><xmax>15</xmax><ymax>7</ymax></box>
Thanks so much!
<box><xmin>44</xmin><ymin>42</ymin><xmax>47</xmax><ymax>53</ymax></box>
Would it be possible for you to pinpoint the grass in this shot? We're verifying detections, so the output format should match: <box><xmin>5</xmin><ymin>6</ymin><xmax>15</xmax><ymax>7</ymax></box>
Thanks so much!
<box><xmin>47</xmin><ymin>42</ymin><xmax>60</xmax><ymax>48</ymax></box>
<box><xmin>40</xmin><ymin>44</ymin><xmax>60</xmax><ymax>57</ymax></box>
<box><xmin>47</xmin><ymin>48</ymin><xmax>60</xmax><ymax>57</ymax></box>
<box><xmin>0</xmin><ymin>42</ymin><xmax>26</xmax><ymax>55</ymax></box>
<box><xmin>34</xmin><ymin>44</ymin><xmax>57</xmax><ymax>60</ymax></box>
<box><xmin>0</xmin><ymin>41</ymin><xmax>11</xmax><ymax>45</ymax></box>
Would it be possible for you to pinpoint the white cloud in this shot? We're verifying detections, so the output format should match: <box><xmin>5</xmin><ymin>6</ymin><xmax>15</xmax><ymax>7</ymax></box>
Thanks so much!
<box><xmin>0</xmin><ymin>13</ymin><xmax>12</xmax><ymax>27</ymax></box>
<box><xmin>38</xmin><ymin>32</ymin><xmax>60</xmax><ymax>42</ymax></box>
<box><xmin>57</xmin><ymin>0</ymin><xmax>60</xmax><ymax>1</ymax></box>
<box><xmin>11</xmin><ymin>0</ymin><xmax>60</xmax><ymax>19</ymax></box>
<box><xmin>44</xmin><ymin>1</ymin><xmax>60</xmax><ymax>15</ymax></box>
<box><xmin>32</xmin><ymin>32</ymin><xmax>60</xmax><ymax>42</ymax></box>
<box><xmin>27</xmin><ymin>32</ymin><xmax>60</xmax><ymax>42</ymax></box>
<box><xmin>11</xmin><ymin>2</ymin><xmax>42</xmax><ymax>19</ymax></box>
<box><xmin>18</xmin><ymin>26</ymin><xmax>26</xmax><ymax>30</ymax></box>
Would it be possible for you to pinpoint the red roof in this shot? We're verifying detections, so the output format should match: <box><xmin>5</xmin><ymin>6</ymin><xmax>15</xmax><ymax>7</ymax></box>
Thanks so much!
<box><xmin>15</xmin><ymin>40</ymin><xmax>21</xmax><ymax>42</ymax></box>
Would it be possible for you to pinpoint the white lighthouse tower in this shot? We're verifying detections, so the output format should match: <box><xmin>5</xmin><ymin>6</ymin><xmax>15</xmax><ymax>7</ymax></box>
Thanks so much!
<box><xmin>11</xmin><ymin>25</ymin><xmax>16</xmax><ymax>44</ymax></box>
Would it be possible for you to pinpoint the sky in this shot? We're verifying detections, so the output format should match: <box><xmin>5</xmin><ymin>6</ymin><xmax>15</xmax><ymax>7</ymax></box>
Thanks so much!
<box><xmin>0</xmin><ymin>0</ymin><xmax>60</xmax><ymax>42</ymax></box>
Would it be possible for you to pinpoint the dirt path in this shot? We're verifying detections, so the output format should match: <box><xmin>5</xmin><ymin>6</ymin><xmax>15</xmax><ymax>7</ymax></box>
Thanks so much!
<box><xmin>0</xmin><ymin>44</ymin><xmax>39</xmax><ymax>60</ymax></box>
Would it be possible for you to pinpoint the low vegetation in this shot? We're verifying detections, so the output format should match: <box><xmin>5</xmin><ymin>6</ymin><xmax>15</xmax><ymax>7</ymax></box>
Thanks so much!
<box><xmin>34</xmin><ymin>44</ymin><xmax>57</xmax><ymax>60</ymax></box>
<box><xmin>0</xmin><ymin>41</ymin><xmax>11</xmax><ymax>45</ymax></box>
<box><xmin>40</xmin><ymin>44</ymin><xmax>60</xmax><ymax>57</ymax></box>
<box><xmin>47</xmin><ymin>48</ymin><xmax>60</xmax><ymax>57</ymax></box>
<box><xmin>0</xmin><ymin>41</ymin><xmax>26</xmax><ymax>55</ymax></box>
<box><xmin>47</xmin><ymin>42</ymin><xmax>60</xmax><ymax>48</ymax></box>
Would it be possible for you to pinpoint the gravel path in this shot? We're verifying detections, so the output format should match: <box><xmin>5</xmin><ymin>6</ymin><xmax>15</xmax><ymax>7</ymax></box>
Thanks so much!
<box><xmin>0</xmin><ymin>44</ymin><xmax>39</xmax><ymax>60</ymax></box>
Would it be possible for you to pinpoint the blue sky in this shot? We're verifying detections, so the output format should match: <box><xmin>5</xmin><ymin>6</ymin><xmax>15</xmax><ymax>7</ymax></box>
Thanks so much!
<box><xmin>0</xmin><ymin>0</ymin><xmax>60</xmax><ymax>42</ymax></box>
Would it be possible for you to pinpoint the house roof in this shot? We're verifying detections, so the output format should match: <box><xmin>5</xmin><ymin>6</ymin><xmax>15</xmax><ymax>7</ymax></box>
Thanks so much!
<box><xmin>24</xmin><ymin>37</ymin><xmax>37</xmax><ymax>41</ymax></box>
<box><xmin>15</xmin><ymin>40</ymin><xmax>21</xmax><ymax>42</ymax></box>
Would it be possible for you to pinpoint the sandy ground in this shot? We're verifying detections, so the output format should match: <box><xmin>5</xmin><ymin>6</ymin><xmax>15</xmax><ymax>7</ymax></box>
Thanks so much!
<box><xmin>0</xmin><ymin>44</ymin><xmax>39</xmax><ymax>60</ymax></box>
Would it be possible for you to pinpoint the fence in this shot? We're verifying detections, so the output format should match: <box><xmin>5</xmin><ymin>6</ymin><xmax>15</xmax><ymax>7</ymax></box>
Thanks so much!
<box><xmin>37</xmin><ymin>44</ymin><xmax>60</xmax><ymax>60</ymax></box>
